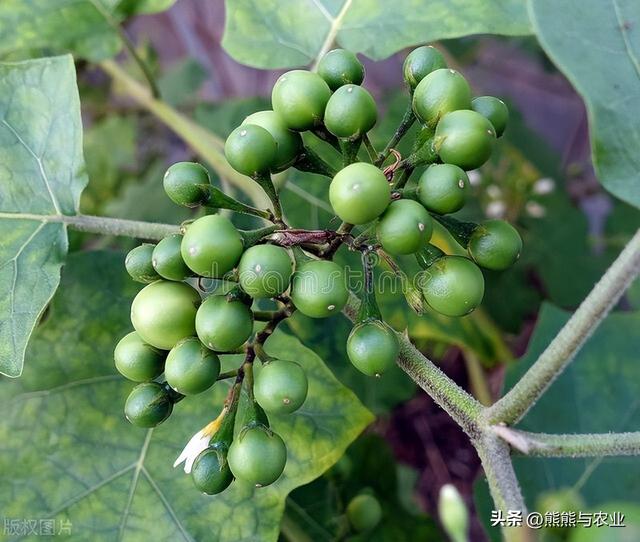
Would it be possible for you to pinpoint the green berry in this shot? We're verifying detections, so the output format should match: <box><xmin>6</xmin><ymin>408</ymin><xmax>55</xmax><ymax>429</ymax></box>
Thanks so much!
<box><xmin>329</xmin><ymin>163</ymin><xmax>390</xmax><ymax>224</ymax></box>
<box><xmin>290</xmin><ymin>260</ymin><xmax>349</xmax><ymax>318</ymax></box>
<box><xmin>254</xmin><ymin>359</ymin><xmax>308</xmax><ymax>414</ymax></box>
<box><xmin>472</xmin><ymin>96</ymin><xmax>508</xmax><ymax>137</ymax></box>
<box><xmin>434</xmin><ymin>109</ymin><xmax>496</xmax><ymax>170</ymax></box>
<box><xmin>242</xmin><ymin>110</ymin><xmax>302</xmax><ymax>172</ymax></box>
<box><xmin>238</xmin><ymin>244</ymin><xmax>293</xmax><ymax>299</ymax></box>
<box><xmin>324</xmin><ymin>85</ymin><xmax>377</xmax><ymax>140</ymax></box>
<box><xmin>124</xmin><ymin>382</ymin><xmax>173</xmax><ymax>428</ymax></box>
<box><xmin>114</xmin><ymin>331</ymin><xmax>165</xmax><ymax>382</ymax></box>
<box><xmin>317</xmin><ymin>49</ymin><xmax>365</xmax><ymax>90</ymax></box>
<box><xmin>271</xmin><ymin>70</ymin><xmax>331</xmax><ymax>131</ymax></box>
<box><xmin>468</xmin><ymin>220</ymin><xmax>522</xmax><ymax>271</ymax></box>
<box><xmin>376</xmin><ymin>199</ymin><xmax>433</xmax><ymax>255</ymax></box>
<box><xmin>225</xmin><ymin>124</ymin><xmax>277</xmax><ymax>176</ymax></box>
<box><xmin>346</xmin><ymin>494</ymin><xmax>382</xmax><ymax>532</ymax></box>
<box><xmin>163</xmin><ymin>162</ymin><xmax>210</xmax><ymax>207</ymax></box>
<box><xmin>195</xmin><ymin>295</ymin><xmax>253</xmax><ymax>351</ymax></box>
<box><xmin>412</xmin><ymin>69</ymin><xmax>471</xmax><ymax>128</ymax></box>
<box><xmin>191</xmin><ymin>446</ymin><xmax>233</xmax><ymax>495</ymax></box>
<box><xmin>228</xmin><ymin>425</ymin><xmax>287</xmax><ymax>487</ymax></box>
<box><xmin>536</xmin><ymin>488</ymin><xmax>583</xmax><ymax>515</ymax></box>
<box><xmin>347</xmin><ymin>320</ymin><xmax>399</xmax><ymax>377</ymax></box>
<box><xmin>125</xmin><ymin>244</ymin><xmax>160</xmax><ymax>284</ymax></box>
<box><xmin>130</xmin><ymin>281</ymin><xmax>200</xmax><ymax>350</ymax></box>
<box><xmin>181</xmin><ymin>215</ymin><xmax>244</xmax><ymax>278</ymax></box>
<box><xmin>403</xmin><ymin>45</ymin><xmax>447</xmax><ymax>90</ymax></box>
<box><xmin>421</xmin><ymin>256</ymin><xmax>484</xmax><ymax>317</ymax></box>
<box><xmin>152</xmin><ymin>234</ymin><xmax>191</xmax><ymax>281</ymax></box>
<box><xmin>417</xmin><ymin>164</ymin><xmax>470</xmax><ymax>214</ymax></box>
<box><xmin>165</xmin><ymin>338</ymin><xmax>220</xmax><ymax>395</ymax></box>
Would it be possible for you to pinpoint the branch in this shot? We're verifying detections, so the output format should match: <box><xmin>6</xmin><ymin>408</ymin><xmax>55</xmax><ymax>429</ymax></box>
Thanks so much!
<box><xmin>493</xmin><ymin>426</ymin><xmax>640</xmax><ymax>457</ymax></box>
<box><xmin>476</xmin><ymin>433</ymin><xmax>533</xmax><ymax>542</ymax></box>
<box><xmin>487</xmin><ymin>229</ymin><xmax>640</xmax><ymax>425</ymax></box>
<box><xmin>99</xmin><ymin>59</ymin><xmax>269</xmax><ymax>208</ymax></box>
<box><xmin>343</xmin><ymin>293</ymin><xmax>483</xmax><ymax>436</ymax></box>
<box><xmin>0</xmin><ymin>212</ymin><xmax>178</xmax><ymax>240</ymax></box>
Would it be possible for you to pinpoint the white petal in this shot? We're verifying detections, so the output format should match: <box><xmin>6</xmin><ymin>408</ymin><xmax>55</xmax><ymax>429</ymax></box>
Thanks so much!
<box><xmin>173</xmin><ymin>429</ymin><xmax>212</xmax><ymax>473</ymax></box>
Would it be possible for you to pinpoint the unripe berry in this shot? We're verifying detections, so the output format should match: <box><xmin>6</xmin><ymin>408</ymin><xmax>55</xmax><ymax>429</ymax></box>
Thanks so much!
<box><xmin>324</xmin><ymin>85</ymin><xmax>377</xmax><ymax>140</ymax></box>
<box><xmin>472</xmin><ymin>96</ymin><xmax>509</xmax><ymax>137</ymax></box>
<box><xmin>271</xmin><ymin>70</ymin><xmax>331</xmax><ymax>131</ymax></box>
<box><xmin>417</xmin><ymin>164</ymin><xmax>469</xmax><ymax>214</ymax></box>
<box><xmin>403</xmin><ymin>45</ymin><xmax>447</xmax><ymax>90</ymax></box>
<box><xmin>163</xmin><ymin>162</ymin><xmax>210</xmax><ymax>207</ymax></box>
<box><xmin>225</xmin><ymin>124</ymin><xmax>277</xmax><ymax>176</ymax></box>
<box><xmin>317</xmin><ymin>49</ymin><xmax>365</xmax><ymax>90</ymax></box>
<box><xmin>412</xmin><ymin>69</ymin><xmax>471</xmax><ymax>128</ymax></box>
<box><xmin>434</xmin><ymin>109</ymin><xmax>496</xmax><ymax>170</ymax></box>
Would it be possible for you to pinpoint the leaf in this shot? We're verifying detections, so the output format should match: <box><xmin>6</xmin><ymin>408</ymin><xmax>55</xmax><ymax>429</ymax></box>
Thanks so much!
<box><xmin>286</xmin><ymin>434</ymin><xmax>440</xmax><ymax>541</ymax></box>
<box><xmin>0</xmin><ymin>55</ymin><xmax>87</xmax><ymax>377</ymax></box>
<box><xmin>0</xmin><ymin>251</ymin><xmax>373</xmax><ymax>541</ymax></box>
<box><xmin>529</xmin><ymin>0</ymin><xmax>640</xmax><ymax>208</ymax></box>
<box><xmin>475</xmin><ymin>303</ymin><xmax>640</xmax><ymax>539</ymax></box>
<box><xmin>222</xmin><ymin>0</ymin><xmax>531</xmax><ymax>69</ymax></box>
<box><xmin>0</xmin><ymin>0</ymin><xmax>176</xmax><ymax>62</ymax></box>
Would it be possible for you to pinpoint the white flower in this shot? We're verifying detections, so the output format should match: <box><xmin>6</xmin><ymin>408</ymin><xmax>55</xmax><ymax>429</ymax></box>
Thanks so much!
<box><xmin>526</xmin><ymin>201</ymin><xmax>546</xmax><ymax>218</ymax></box>
<box><xmin>486</xmin><ymin>200</ymin><xmax>506</xmax><ymax>218</ymax></box>
<box><xmin>486</xmin><ymin>184</ymin><xmax>502</xmax><ymax>199</ymax></box>
<box><xmin>173</xmin><ymin>417</ymin><xmax>222</xmax><ymax>474</ymax></box>
<box><xmin>533</xmin><ymin>177</ymin><xmax>555</xmax><ymax>195</ymax></box>
<box><xmin>467</xmin><ymin>170</ymin><xmax>482</xmax><ymax>186</ymax></box>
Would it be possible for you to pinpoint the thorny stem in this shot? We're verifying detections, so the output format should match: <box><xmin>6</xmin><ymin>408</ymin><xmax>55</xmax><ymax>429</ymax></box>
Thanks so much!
<box><xmin>486</xmin><ymin>228</ymin><xmax>640</xmax><ymax>425</ymax></box>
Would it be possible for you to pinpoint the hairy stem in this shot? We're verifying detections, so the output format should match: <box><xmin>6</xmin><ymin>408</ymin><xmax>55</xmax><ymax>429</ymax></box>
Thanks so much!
<box><xmin>487</xmin><ymin>229</ymin><xmax>640</xmax><ymax>425</ymax></box>
<box><xmin>493</xmin><ymin>426</ymin><xmax>640</xmax><ymax>457</ymax></box>
<box><xmin>476</xmin><ymin>433</ymin><xmax>533</xmax><ymax>542</ymax></box>
<box><xmin>343</xmin><ymin>293</ymin><xmax>483</xmax><ymax>436</ymax></box>
<box><xmin>99</xmin><ymin>59</ymin><xmax>269</xmax><ymax>207</ymax></box>
<box><xmin>0</xmin><ymin>212</ymin><xmax>178</xmax><ymax>240</ymax></box>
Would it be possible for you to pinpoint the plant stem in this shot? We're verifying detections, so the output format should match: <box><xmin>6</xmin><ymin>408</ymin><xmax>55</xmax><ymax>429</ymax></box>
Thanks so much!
<box><xmin>343</xmin><ymin>293</ymin><xmax>483</xmax><ymax>437</ymax></box>
<box><xmin>89</xmin><ymin>0</ymin><xmax>160</xmax><ymax>98</ymax></box>
<box><xmin>0</xmin><ymin>211</ymin><xmax>178</xmax><ymax>240</ymax></box>
<box><xmin>493</xmin><ymin>426</ymin><xmax>640</xmax><ymax>457</ymax></box>
<box><xmin>475</xmin><ymin>433</ymin><xmax>532</xmax><ymax>542</ymax></box>
<box><xmin>462</xmin><ymin>349</ymin><xmax>493</xmax><ymax>406</ymax></box>
<box><xmin>362</xmin><ymin>134</ymin><xmax>378</xmax><ymax>162</ymax></box>
<box><xmin>486</xmin><ymin>229</ymin><xmax>640</xmax><ymax>425</ymax></box>
<box><xmin>376</xmin><ymin>103</ymin><xmax>415</xmax><ymax>166</ymax></box>
<box><xmin>99</xmin><ymin>59</ymin><xmax>269</xmax><ymax>207</ymax></box>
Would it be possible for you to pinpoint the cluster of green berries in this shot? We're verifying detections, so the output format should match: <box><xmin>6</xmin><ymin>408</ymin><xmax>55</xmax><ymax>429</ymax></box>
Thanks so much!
<box><xmin>113</xmin><ymin>44</ymin><xmax>523</xmax><ymax>495</ymax></box>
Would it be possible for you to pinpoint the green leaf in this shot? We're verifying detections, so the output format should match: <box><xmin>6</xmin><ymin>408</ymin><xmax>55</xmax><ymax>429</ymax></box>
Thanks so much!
<box><xmin>0</xmin><ymin>55</ymin><xmax>87</xmax><ymax>377</ymax></box>
<box><xmin>222</xmin><ymin>0</ymin><xmax>531</xmax><ymax>69</ymax></box>
<box><xmin>529</xmin><ymin>0</ymin><xmax>640</xmax><ymax>208</ymax></box>
<box><xmin>0</xmin><ymin>251</ymin><xmax>373</xmax><ymax>541</ymax></box>
<box><xmin>475</xmin><ymin>303</ymin><xmax>640</xmax><ymax>539</ymax></box>
<box><xmin>0</xmin><ymin>0</ymin><xmax>176</xmax><ymax>62</ymax></box>
<box><xmin>286</xmin><ymin>434</ymin><xmax>440</xmax><ymax>541</ymax></box>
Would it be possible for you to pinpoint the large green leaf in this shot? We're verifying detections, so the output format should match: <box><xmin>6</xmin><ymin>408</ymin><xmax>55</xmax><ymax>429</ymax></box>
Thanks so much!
<box><xmin>476</xmin><ymin>303</ymin><xmax>640</xmax><ymax>539</ymax></box>
<box><xmin>0</xmin><ymin>0</ymin><xmax>177</xmax><ymax>61</ymax></box>
<box><xmin>0</xmin><ymin>251</ymin><xmax>373</xmax><ymax>541</ymax></box>
<box><xmin>0</xmin><ymin>55</ymin><xmax>87</xmax><ymax>377</ymax></box>
<box><xmin>222</xmin><ymin>0</ymin><xmax>531</xmax><ymax>69</ymax></box>
<box><xmin>529</xmin><ymin>0</ymin><xmax>640</xmax><ymax>208</ymax></box>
